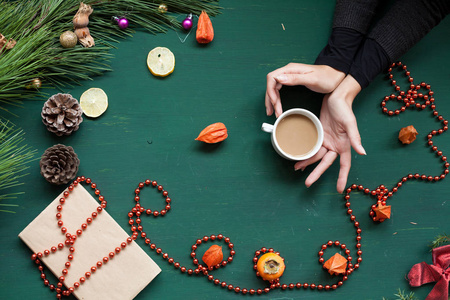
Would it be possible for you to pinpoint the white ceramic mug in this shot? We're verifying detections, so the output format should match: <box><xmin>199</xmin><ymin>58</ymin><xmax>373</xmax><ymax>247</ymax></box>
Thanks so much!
<box><xmin>261</xmin><ymin>108</ymin><xmax>324</xmax><ymax>161</ymax></box>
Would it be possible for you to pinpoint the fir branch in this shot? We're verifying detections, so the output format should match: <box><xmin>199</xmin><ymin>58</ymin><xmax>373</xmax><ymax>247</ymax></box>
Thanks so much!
<box><xmin>429</xmin><ymin>233</ymin><xmax>450</xmax><ymax>250</ymax></box>
<box><xmin>382</xmin><ymin>289</ymin><xmax>419</xmax><ymax>300</ymax></box>
<box><xmin>0</xmin><ymin>0</ymin><xmax>221</xmax><ymax>108</ymax></box>
<box><xmin>0</xmin><ymin>120</ymin><xmax>36</xmax><ymax>212</ymax></box>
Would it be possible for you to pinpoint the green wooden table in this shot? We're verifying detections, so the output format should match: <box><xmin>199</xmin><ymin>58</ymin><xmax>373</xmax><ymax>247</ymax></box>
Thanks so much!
<box><xmin>1</xmin><ymin>1</ymin><xmax>450</xmax><ymax>299</ymax></box>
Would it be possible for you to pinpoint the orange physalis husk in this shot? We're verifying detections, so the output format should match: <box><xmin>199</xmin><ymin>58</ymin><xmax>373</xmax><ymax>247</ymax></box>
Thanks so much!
<box><xmin>399</xmin><ymin>125</ymin><xmax>418</xmax><ymax>144</ymax></box>
<box><xmin>202</xmin><ymin>245</ymin><xmax>223</xmax><ymax>268</ymax></box>
<box><xmin>196</xmin><ymin>11</ymin><xmax>214</xmax><ymax>44</ymax></box>
<box><xmin>195</xmin><ymin>122</ymin><xmax>228</xmax><ymax>143</ymax></box>
<box><xmin>373</xmin><ymin>201</ymin><xmax>391</xmax><ymax>222</ymax></box>
<box><xmin>323</xmin><ymin>253</ymin><xmax>347</xmax><ymax>275</ymax></box>
<box><xmin>256</xmin><ymin>253</ymin><xmax>286</xmax><ymax>281</ymax></box>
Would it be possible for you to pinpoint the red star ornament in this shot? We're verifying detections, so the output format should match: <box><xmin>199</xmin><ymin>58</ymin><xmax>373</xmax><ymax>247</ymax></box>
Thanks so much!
<box><xmin>323</xmin><ymin>253</ymin><xmax>347</xmax><ymax>275</ymax></box>
<box><xmin>373</xmin><ymin>201</ymin><xmax>391</xmax><ymax>222</ymax></box>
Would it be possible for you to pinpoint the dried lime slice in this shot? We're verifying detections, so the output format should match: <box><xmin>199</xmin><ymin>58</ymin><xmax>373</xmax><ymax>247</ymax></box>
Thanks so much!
<box><xmin>80</xmin><ymin>88</ymin><xmax>108</xmax><ymax>118</ymax></box>
<box><xmin>147</xmin><ymin>47</ymin><xmax>175</xmax><ymax>77</ymax></box>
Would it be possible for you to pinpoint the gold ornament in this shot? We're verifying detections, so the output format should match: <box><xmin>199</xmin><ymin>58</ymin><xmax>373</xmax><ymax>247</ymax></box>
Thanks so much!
<box><xmin>59</xmin><ymin>31</ymin><xmax>78</xmax><ymax>48</ymax></box>
<box><xmin>26</xmin><ymin>78</ymin><xmax>42</xmax><ymax>89</ymax></box>
<box><xmin>158</xmin><ymin>3</ymin><xmax>168</xmax><ymax>13</ymax></box>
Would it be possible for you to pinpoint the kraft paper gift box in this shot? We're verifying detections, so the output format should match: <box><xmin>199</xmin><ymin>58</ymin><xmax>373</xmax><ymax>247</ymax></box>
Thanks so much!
<box><xmin>19</xmin><ymin>184</ymin><xmax>161</xmax><ymax>300</ymax></box>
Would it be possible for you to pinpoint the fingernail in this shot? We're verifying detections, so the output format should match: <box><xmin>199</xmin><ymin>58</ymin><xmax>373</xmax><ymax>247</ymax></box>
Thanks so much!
<box><xmin>361</xmin><ymin>146</ymin><xmax>367</xmax><ymax>155</ymax></box>
<box><xmin>276</xmin><ymin>75</ymin><xmax>287</xmax><ymax>82</ymax></box>
<box><xmin>294</xmin><ymin>166</ymin><xmax>305</xmax><ymax>171</ymax></box>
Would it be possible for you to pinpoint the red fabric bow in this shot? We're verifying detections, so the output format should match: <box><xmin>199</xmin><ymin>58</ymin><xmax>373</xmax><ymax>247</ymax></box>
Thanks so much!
<box><xmin>408</xmin><ymin>245</ymin><xmax>450</xmax><ymax>300</ymax></box>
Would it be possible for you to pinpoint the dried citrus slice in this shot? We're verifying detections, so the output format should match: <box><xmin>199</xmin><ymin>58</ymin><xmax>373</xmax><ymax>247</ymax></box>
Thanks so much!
<box><xmin>80</xmin><ymin>88</ymin><xmax>108</xmax><ymax>118</ymax></box>
<box><xmin>147</xmin><ymin>47</ymin><xmax>175</xmax><ymax>77</ymax></box>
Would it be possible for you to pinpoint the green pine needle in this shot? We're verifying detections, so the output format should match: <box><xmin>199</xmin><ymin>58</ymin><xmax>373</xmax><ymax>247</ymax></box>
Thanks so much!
<box><xmin>429</xmin><ymin>233</ymin><xmax>450</xmax><ymax>250</ymax></box>
<box><xmin>0</xmin><ymin>120</ymin><xmax>36</xmax><ymax>212</ymax></box>
<box><xmin>0</xmin><ymin>0</ymin><xmax>221</xmax><ymax>107</ymax></box>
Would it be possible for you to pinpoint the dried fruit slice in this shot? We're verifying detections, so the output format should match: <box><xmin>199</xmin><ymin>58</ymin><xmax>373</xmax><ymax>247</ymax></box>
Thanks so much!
<box><xmin>80</xmin><ymin>88</ymin><xmax>108</xmax><ymax>118</ymax></box>
<box><xmin>147</xmin><ymin>47</ymin><xmax>175</xmax><ymax>77</ymax></box>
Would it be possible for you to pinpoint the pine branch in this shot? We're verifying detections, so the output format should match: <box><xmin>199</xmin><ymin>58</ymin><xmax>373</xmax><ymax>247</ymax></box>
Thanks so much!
<box><xmin>0</xmin><ymin>120</ymin><xmax>36</xmax><ymax>212</ymax></box>
<box><xmin>429</xmin><ymin>233</ymin><xmax>450</xmax><ymax>250</ymax></box>
<box><xmin>0</xmin><ymin>0</ymin><xmax>221</xmax><ymax>108</ymax></box>
<box><xmin>382</xmin><ymin>289</ymin><xmax>419</xmax><ymax>300</ymax></box>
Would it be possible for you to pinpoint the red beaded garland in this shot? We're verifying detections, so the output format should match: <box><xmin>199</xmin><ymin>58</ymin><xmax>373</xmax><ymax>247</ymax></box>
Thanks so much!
<box><xmin>30</xmin><ymin>178</ymin><xmax>133</xmax><ymax>299</ymax></box>
<box><xmin>367</xmin><ymin>62</ymin><xmax>448</xmax><ymax>220</ymax></box>
<box><xmin>30</xmin><ymin>63</ymin><xmax>447</xmax><ymax>298</ymax></box>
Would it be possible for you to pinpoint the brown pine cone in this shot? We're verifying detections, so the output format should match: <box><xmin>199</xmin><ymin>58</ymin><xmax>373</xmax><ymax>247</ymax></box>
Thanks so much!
<box><xmin>40</xmin><ymin>144</ymin><xmax>80</xmax><ymax>185</ymax></box>
<box><xmin>41</xmin><ymin>93</ymin><xmax>83</xmax><ymax>136</ymax></box>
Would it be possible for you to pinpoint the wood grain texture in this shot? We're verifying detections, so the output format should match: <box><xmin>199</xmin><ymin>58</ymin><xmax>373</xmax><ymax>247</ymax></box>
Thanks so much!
<box><xmin>1</xmin><ymin>1</ymin><xmax>449</xmax><ymax>299</ymax></box>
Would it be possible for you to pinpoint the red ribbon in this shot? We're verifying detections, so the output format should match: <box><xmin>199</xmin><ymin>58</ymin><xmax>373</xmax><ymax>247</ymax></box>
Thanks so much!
<box><xmin>408</xmin><ymin>244</ymin><xmax>450</xmax><ymax>300</ymax></box>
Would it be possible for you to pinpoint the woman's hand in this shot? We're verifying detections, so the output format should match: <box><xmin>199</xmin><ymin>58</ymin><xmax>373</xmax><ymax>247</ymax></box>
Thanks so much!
<box><xmin>294</xmin><ymin>75</ymin><xmax>366</xmax><ymax>193</ymax></box>
<box><xmin>265</xmin><ymin>63</ymin><xmax>345</xmax><ymax>117</ymax></box>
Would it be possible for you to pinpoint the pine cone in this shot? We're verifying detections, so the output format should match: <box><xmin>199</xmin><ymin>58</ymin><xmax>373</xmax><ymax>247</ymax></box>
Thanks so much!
<box><xmin>40</xmin><ymin>144</ymin><xmax>80</xmax><ymax>185</ymax></box>
<box><xmin>41</xmin><ymin>93</ymin><xmax>83</xmax><ymax>136</ymax></box>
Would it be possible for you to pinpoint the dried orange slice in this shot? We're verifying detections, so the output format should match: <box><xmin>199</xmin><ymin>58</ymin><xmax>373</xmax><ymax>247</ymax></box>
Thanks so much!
<box><xmin>80</xmin><ymin>88</ymin><xmax>108</xmax><ymax>118</ymax></box>
<box><xmin>147</xmin><ymin>47</ymin><xmax>175</xmax><ymax>77</ymax></box>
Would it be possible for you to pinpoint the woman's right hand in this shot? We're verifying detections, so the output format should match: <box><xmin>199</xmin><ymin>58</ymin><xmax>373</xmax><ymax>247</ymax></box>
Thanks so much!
<box><xmin>265</xmin><ymin>63</ymin><xmax>345</xmax><ymax>117</ymax></box>
<box><xmin>294</xmin><ymin>75</ymin><xmax>366</xmax><ymax>193</ymax></box>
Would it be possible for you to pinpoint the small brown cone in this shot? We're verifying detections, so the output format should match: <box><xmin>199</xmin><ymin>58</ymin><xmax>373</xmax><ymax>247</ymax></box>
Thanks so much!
<box><xmin>41</xmin><ymin>93</ymin><xmax>83</xmax><ymax>136</ymax></box>
<box><xmin>40</xmin><ymin>144</ymin><xmax>80</xmax><ymax>185</ymax></box>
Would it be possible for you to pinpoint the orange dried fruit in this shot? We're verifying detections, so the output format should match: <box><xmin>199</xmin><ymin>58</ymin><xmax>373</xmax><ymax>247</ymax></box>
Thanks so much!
<box><xmin>323</xmin><ymin>253</ymin><xmax>347</xmax><ymax>275</ymax></box>
<box><xmin>195</xmin><ymin>122</ymin><xmax>228</xmax><ymax>143</ymax></box>
<box><xmin>202</xmin><ymin>245</ymin><xmax>223</xmax><ymax>268</ymax></box>
<box><xmin>256</xmin><ymin>253</ymin><xmax>285</xmax><ymax>281</ymax></box>
<box><xmin>399</xmin><ymin>125</ymin><xmax>418</xmax><ymax>144</ymax></box>
<box><xmin>196</xmin><ymin>11</ymin><xmax>214</xmax><ymax>44</ymax></box>
<box><xmin>373</xmin><ymin>201</ymin><xmax>391</xmax><ymax>222</ymax></box>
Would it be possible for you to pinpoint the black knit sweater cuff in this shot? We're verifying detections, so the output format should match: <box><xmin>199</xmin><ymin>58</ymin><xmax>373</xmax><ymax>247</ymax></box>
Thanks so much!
<box><xmin>315</xmin><ymin>27</ymin><xmax>364</xmax><ymax>74</ymax></box>
<box><xmin>333</xmin><ymin>0</ymin><xmax>380</xmax><ymax>34</ymax></box>
<box><xmin>349</xmin><ymin>38</ymin><xmax>391</xmax><ymax>89</ymax></box>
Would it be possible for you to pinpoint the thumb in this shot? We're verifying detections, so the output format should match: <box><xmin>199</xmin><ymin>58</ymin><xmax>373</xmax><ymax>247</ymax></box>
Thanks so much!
<box><xmin>275</xmin><ymin>73</ymin><xmax>314</xmax><ymax>87</ymax></box>
<box><xmin>344</xmin><ymin>118</ymin><xmax>366</xmax><ymax>156</ymax></box>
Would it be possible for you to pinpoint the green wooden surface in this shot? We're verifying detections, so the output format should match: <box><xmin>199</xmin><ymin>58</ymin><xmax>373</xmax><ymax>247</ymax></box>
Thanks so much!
<box><xmin>1</xmin><ymin>1</ymin><xmax>450</xmax><ymax>299</ymax></box>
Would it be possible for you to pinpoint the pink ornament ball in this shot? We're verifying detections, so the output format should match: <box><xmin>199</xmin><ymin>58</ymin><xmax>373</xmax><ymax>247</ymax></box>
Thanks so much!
<box><xmin>182</xmin><ymin>14</ymin><xmax>193</xmax><ymax>30</ymax></box>
<box><xmin>118</xmin><ymin>18</ymin><xmax>129</xmax><ymax>29</ymax></box>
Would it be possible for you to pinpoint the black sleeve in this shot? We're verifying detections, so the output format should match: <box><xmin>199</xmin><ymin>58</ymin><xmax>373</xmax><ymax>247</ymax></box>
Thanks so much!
<box><xmin>315</xmin><ymin>27</ymin><xmax>365</xmax><ymax>74</ymax></box>
<box><xmin>350</xmin><ymin>0</ymin><xmax>450</xmax><ymax>89</ymax></box>
<box><xmin>348</xmin><ymin>38</ymin><xmax>390</xmax><ymax>89</ymax></box>
<box><xmin>315</xmin><ymin>0</ymin><xmax>381</xmax><ymax>73</ymax></box>
<box><xmin>368</xmin><ymin>0</ymin><xmax>450</xmax><ymax>62</ymax></box>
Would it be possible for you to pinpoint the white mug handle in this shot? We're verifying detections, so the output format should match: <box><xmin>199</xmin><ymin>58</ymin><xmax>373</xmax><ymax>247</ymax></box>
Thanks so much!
<box><xmin>261</xmin><ymin>123</ymin><xmax>274</xmax><ymax>133</ymax></box>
